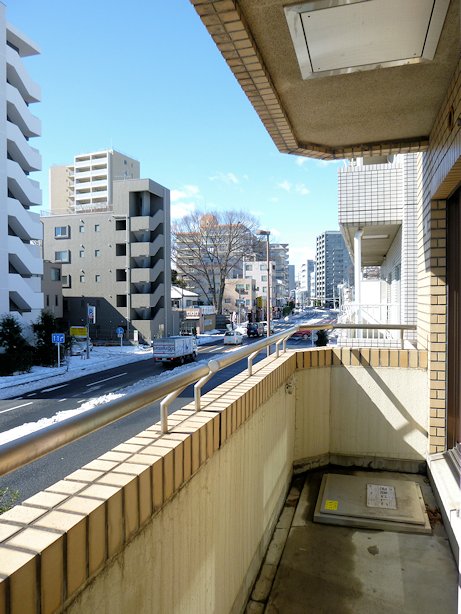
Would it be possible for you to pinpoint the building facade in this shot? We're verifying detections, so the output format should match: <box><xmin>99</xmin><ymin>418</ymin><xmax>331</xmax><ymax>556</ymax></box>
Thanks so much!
<box><xmin>49</xmin><ymin>150</ymin><xmax>140</xmax><ymax>213</ymax></box>
<box><xmin>43</xmin><ymin>159</ymin><xmax>172</xmax><ymax>343</ymax></box>
<box><xmin>1</xmin><ymin>14</ymin><xmax>43</xmax><ymax>323</ymax></box>
<box><xmin>315</xmin><ymin>231</ymin><xmax>352</xmax><ymax>307</ymax></box>
<box><xmin>338</xmin><ymin>154</ymin><xmax>418</xmax><ymax>329</ymax></box>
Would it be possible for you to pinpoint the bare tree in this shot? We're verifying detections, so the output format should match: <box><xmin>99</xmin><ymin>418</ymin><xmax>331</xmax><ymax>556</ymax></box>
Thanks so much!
<box><xmin>172</xmin><ymin>210</ymin><xmax>259</xmax><ymax>314</ymax></box>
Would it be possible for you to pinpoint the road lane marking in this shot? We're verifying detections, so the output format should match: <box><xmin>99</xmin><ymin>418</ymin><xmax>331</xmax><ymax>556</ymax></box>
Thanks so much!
<box><xmin>0</xmin><ymin>401</ymin><xmax>33</xmax><ymax>414</ymax></box>
<box><xmin>58</xmin><ymin>398</ymin><xmax>67</xmax><ymax>403</ymax></box>
<box><xmin>86</xmin><ymin>372</ymin><xmax>127</xmax><ymax>387</ymax></box>
<box><xmin>41</xmin><ymin>384</ymin><xmax>68</xmax><ymax>392</ymax></box>
<box><xmin>25</xmin><ymin>393</ymin><xmax>37</xmax><ymax>397</ymax></box>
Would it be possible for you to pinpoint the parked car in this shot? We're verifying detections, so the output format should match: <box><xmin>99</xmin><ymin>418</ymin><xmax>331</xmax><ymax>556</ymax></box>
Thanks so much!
<box><xmin>247</xmin><ymin>322</ymin><xmax>264</xmax><ymax>338</ymax></box>
<box><xmin>223</xmin><ymin>330</ymin><xmax>243</xmax><ymax>345</ymax></box>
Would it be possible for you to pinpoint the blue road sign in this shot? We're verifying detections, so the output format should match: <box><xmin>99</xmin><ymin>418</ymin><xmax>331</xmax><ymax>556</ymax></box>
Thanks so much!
<box><xmin>116</xmin><ymin>327</ymin><xmax>124</xmax><ymax>335</ymax></box>
<box><xmin>52</xmin><ymin>333</ymin><xmax>65</xmax><ymax>344</ymax></box>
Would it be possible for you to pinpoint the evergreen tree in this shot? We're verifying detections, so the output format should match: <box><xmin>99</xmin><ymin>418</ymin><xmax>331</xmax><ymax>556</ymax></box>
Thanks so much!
<box><xmin>32</xmin><ymin>310</ymin><xmax>60</xmax><ymax>366</ymax></box>
<box><xmin>0</xmin><ymin>315</ymin><xmax>33</xmax><ymax>375</ymax></box>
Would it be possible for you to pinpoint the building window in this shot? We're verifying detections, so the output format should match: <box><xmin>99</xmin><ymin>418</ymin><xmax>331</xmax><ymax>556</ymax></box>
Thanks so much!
<box><xmin>46</xmin><ymin>295</ymin><xmax>49</xmax><ymax>307</ymax></box>
<box><xmin>95</xmin><ymin>224</ymin><xmax>101</xmax><ymax>232</ymax></box>
<box><xmin>80</xmin><ymin>249</ymin><xmax>85</xmax><ymax>258</ymax></box>
<box><xmin>224</xmin><ymin>298</ymin><xmax>231</xmax><ymax>304</ymax></box>
<box><xmin>115</xmin><ymin>219</ymin><xmax>126</xmax><ymax>231</ymax></box>
<box><xmin>54</xmin><ymin>226</ymin><xmax>70</xmax><ymax>239</ymax></box>
<box><xmin>261</xmin><ymin>275</ymin><xmax>267</xmax><ymax>281</ymax></box>
<box><xmin>116</xmin><ymin>244</ymin><xmax>127</xmax><ymax>256</ymax></box>
<box><xmin>55</xmin><ymin>250</ymin><xmax>70</xmax><ymax>263</ymax></box>
<box><xmin>95</xmin><ymin>274</ymin><xmax>101</xmax><ymax>282</ymax></box>
<box><xmin>50</xmin><ymin>268</ymin><xmax>61</xmax><ymax>281</ymax></box>
<box><xmin>62</xmin><ymin>275</ymin><xmax>71</xmax><ymax>288</ymax></box>
<box><xmin>80</xmin><ymin>275</ymin><xmax>85</xmax><ymax>283</ymax></box>
<box><xmin>95</xmin><ymin>249</ymin><xmax>100</xmax><ymax>257</ymax></box>
<box><xmin>116</xmin><ymin>269</ymin><xmax>127</xmax><ymax>281</ymax></box>
<box><xmin>79</xmin><ymin>225</ymin><xmax>85</xmax><ymax>233</ymax></box>
<box><xmin>55</xmin><ymin>295</ymin><xmax>59</xmax><ymax>307</ymax></box>
<box><xmin>245</xmin><ymin>264</ymin><xmax>253</xmax><ymax>271</ymax></box>
<box><xmin>116</xmin><ymin>295</ymin><xmax>127</xmax><ymax>307</ymax></box>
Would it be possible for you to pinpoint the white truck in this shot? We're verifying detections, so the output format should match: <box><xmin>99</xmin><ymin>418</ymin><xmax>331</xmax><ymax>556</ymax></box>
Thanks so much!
<box><xmin>152</xmin><ymin>336</ymin><xmax>198</xmax><ymax>365</ymax></box>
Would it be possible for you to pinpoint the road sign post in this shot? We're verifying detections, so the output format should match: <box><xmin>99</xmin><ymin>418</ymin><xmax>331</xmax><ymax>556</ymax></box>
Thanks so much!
<box><xmin>116</xmin><ymin>327</ymin><xmax>124</xmax><ymax>349</ymax></box>
<box><xmin>51</xmin><ymin>333</ymin><xmax>65</xmax><ymax>368</ymax></box>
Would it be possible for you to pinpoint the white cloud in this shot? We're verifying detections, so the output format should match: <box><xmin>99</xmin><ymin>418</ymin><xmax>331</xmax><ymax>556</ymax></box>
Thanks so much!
<box><xmin>209</xmin><ymin>171</ymin><xmax>239</xmax><ymax>185</ymax></box>
<box><xmin>170</xmin><ymin>184</ymin><xmax>201</xmax><ymax>220</ymax></box>
<box><xmin>316</xmin><ymin>159</ymin><xmax>342</xmax><ymax>168</ymax></box>
<box><xmin>277</xmin><ymin>180</ymin><xmax>292</xmax><ymax>192</ymax></box>
<box><xmin>295</xmin><ymin>157</ymin><xmax>308</xmax><ymax>166</ymax></box>
<box><xmin>295</xmin><ymin>183</ymin><xmax>310</xmax><ymax>196</ymax></box>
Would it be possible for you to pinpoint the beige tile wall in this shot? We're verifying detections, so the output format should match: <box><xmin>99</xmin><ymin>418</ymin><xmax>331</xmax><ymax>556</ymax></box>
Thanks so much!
<box><xmin>418</xmin><ymin>58</ymin><xmax>461</xmax><ymax>453</ymax></box>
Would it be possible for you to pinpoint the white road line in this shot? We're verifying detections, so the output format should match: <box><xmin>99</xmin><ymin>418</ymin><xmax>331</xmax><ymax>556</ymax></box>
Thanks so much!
<box><xmin>41</xmin><ymin>384</ymin><xmax>69</xmax><ymax>392</ymax></box>
<box><xmin>86</xmin><ymin>372</ymin><xmax>127</xmax><ymax>387</ymax></box>
<box><xmin>209</xmin><ymin>347</ymin><xmax>224</xmax><ymax>352</ymax></box>
<box><xmin>58</xmin><ymin>398</ymin><xmax>67</xmax><ymax>403</ymax></box>
<box><xmin>0</xmin><ymin>401</ymin><xmax>33</xmax><ymax>414</ymax></box>
<box><xmin>25</xmin><ymin>393</ymin><xmax>37</xmax><ymax>397</ymax></box>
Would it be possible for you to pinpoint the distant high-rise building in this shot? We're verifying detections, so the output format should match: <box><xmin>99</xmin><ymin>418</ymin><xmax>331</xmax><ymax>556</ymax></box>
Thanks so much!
<box><xmin>43</xmin><ymin>150</ymin><xmax>171</xmax><ymax>343</ymax></box>
<box><xmin>315</xmin><ymin>231</ymin><xmax>353</xmax><ymax>306</ymax></box>
<box><xmin>1</xmin><ymin>13</ymin><xmax>43</xmax><ymax>323</ymax></box>
<box><xmin>288</xmin><ymin>265</ymin><xmax>295</xmax><ymax>293</ymax></box>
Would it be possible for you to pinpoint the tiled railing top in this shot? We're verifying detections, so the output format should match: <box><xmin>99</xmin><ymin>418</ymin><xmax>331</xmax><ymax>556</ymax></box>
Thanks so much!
<box><xmin>296</xmin><ymin>348</ymin><xmax>428</xmax><ymax>370</ymax></box>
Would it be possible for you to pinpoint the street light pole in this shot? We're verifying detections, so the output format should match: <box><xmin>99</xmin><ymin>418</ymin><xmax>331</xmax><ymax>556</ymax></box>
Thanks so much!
<box><xmin>257</xmin><ymin>229</ymin><xmax>271</xmax><ymax>355</ymax></box>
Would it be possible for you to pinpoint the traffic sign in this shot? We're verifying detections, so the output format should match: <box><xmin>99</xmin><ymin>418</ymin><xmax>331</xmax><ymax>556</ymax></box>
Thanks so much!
<box><xmin>52</xmin><ymin>333</ymin><xmax>65</xmax><ymax>344</ymax></box>
<box><xmin>116</xmin><ymin>327</ymin><xmax>124</xmax><ymax>335</ymax></box>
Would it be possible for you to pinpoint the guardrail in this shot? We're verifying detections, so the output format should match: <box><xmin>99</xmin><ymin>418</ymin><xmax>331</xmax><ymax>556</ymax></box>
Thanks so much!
<box><xmin>0</xmin><ymin>322</ymin><xmax>416</xmax><ymax>477</ymax></box>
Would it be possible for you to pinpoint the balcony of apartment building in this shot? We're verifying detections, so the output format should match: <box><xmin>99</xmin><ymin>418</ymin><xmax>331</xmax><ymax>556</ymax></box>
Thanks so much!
<box><xmin>0</xmin><ymin>339</ymin><xmax>457</xmax><ymax>613</ymax></box>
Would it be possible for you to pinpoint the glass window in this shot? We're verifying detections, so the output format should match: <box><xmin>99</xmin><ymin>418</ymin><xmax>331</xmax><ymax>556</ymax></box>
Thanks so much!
<box><xmin>95</xmin><ymin>249</ymin><xmax>100</xmax><ymax>257</ymax></box>
<box><xmin>50</xmin><ymin>268</ymin><xmax>61</xmax><ymax>281</ymax></box>
<box><xmin>262</xmin><ymin>275</ymin><xmax>267</xmax><ymax>281</ymax></box>
<box><xmin>54</xmin><ymin>226</ymin><xmax>69</xmax><ymax>238</ymax></box>
<box><xmin>95</xmin><ymin>274</ymin><xmax>101</xmax><ymax>282</ymax></box>
<box><xmin>54</xmin><ymin>250</ymin><xmax>70</xmax><ymax>263</ymax></box>
<box><xmin>94</xmin><ymin>224</ymin><xmax>100</xmax><ymax>232</ymax></box>
<box><xmin>62</xmin><ymin>275</ymin><xmax>71</xmax><ymax>287</ymax></box>
<box><xmin>80</xmin><ymin>275</ymin><xmax>85</xmax><ymax>283</ymax></box>
<box><xmin>79</xmin><ymin>225</ymin><xmax>85</xmax><ymax>233</ymax></box>
<box><xmin>245</xmin><ymin>264</ymin><xmax>252</xmax><ymax>271</ymax></box>
<box><xmin>80</xmin><ymin>250</ymin><xmax>85</xmax><ymax>258</ymax></box>
<box><xmin>55</xmin><ymin>295</ymin><xmax>59</xmax><ymax>307</ymax></box>
<box><xmin>46</xmin><ymin>295</ymin><xmax>49</xmax><ymax>307</ymax></box>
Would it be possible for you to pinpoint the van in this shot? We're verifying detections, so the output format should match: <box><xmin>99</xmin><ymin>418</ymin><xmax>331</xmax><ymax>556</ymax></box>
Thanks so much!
<box><xmin>247</xmin><ymin>322</ymin><xmax>264</xmax><ymax>337</ymax></box>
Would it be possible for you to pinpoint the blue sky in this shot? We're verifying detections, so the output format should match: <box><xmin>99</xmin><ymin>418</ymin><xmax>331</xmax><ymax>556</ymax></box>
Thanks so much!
<box><xmin>8</xmin><ymin>0</ymin><xmax>343</xmax><ymax>272</ymax></box>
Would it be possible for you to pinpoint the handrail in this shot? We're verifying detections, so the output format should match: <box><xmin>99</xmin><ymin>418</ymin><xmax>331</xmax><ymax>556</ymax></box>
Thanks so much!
<box><xmin>0</xmin><ymin>322</ymin><xmax>416</xmax><ymax>477</ymax></box>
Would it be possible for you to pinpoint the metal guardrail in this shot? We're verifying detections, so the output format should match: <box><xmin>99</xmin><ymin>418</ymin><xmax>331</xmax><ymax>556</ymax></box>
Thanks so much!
<box><xmin>0</xmin><ymin>322</ymin><xmax>416</xmax><ymax>478</ymax></box>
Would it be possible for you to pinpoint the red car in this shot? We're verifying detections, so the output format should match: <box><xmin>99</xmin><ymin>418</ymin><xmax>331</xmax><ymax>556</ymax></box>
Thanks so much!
<box><xmin>291</xmin><ymin>329</ymin><xmax>311</xmax><ymax>341</ymax></box>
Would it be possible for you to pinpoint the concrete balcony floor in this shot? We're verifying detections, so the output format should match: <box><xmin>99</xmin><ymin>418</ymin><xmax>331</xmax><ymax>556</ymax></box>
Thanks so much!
<box><xmin>247</xmin><ymin>467</ymin><xmax>458</xmax><ymax>613</ymax></box>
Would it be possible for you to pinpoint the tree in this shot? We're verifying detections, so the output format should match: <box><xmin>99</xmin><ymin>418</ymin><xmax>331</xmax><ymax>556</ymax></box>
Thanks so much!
<box><xmin>32</xmin><ymin>310</ymin><xmax>61</xmax><ymax>366</ymax></box>
<box><xmin>0</xmin><ymin>315</ymin><xmax>33</xmax><ymax>375</ymax></box>
<box><xmin>172</xmin><ymin>210</ymin><xmax>259</xmax><ymax>314</ymax></box>
<box><xmin>171</xmin><ymin>269</ymin><xmax>188</xmax><ymax>289</ymax></box>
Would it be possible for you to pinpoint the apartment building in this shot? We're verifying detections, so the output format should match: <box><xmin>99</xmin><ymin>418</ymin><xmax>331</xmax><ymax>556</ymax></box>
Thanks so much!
<box><xmin>338</xmin><ymin>154</ymin><xmax>418</xmax><ymax>329</ymax></box>
<box><xmin>243</xmin><ymin>259</ymin><xmax>277</xmax><ymax>319</ymax></box>
<box><xmin>298</xmin><ymin>259</ymin><xmax>315</xmax><ymax>306</ymax></box>
<box><xmin>315</xmin><ymin>231</ymin><xmax>353</xmax><ymax>306</ymax></box>
<box><xmin>49</xmin><ymin>149</ymin><xmax>140</xmax><ymax>213</ymax></box>
<box><xmin>222</xmin><ymin>277</ymin><xmax>256</xmax><ymax>322</ymax></box>
<box><xmin>1</xmin><ymin>12</ymin><xmax>43</xmax><ymax>323</ymax></box>
<box><xmin>43</xmin><ymin>153</ymin><xmax>172</xmax><ymax>343</ymax></box>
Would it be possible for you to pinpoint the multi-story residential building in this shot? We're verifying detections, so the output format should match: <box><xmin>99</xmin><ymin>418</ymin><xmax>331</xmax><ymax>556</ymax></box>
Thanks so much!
<box><xmin>1</xmin><ymin>14</ymin><xmax>43</xmax><ymax>323</ymax></box>
<box><xmin>43</xmin><ymin>154</ymin><xmax>172</xmax><ymax>343</ymax></box>
<box><xmin>49</xmin><ymin>150</ymin><xmax>140</xmax><ymax>213</ymax></box>
<box><xmin>243</xmin><ymin>258</ymin><xmax>277</xmax><ymax>319</ymax></box>
<box><xmin>287</xmin><ymin>264</ymin><xmax>295</xmax><ymax>294</ymax></box>
<box><xmin>315</xmin><ymin>231</ymin><xmax>353</xmax><ymax>307</ymax></box>
<box><xmin>254</xmin><ymin>241</ymin><xmax>290</xmax><ymax>303</ymax></box>
<box><xmin>298</xmin><ymin>259</ymin><xmax>315</xmax><ymax>307</ymax></box>
<box><xmin>222</xmin><ymin>277</ymin><xmax>256</xmax><ymax>322</ymax></box>
<box><xmin>338</xmin><ymin>154</ymin><xmax>418</xmax><ymax>333</ymax></box>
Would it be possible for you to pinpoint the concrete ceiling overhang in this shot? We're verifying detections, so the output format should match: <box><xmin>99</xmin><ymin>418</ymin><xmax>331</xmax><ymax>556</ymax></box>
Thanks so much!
<box><xmin>191</xmin><ymin>0</ymin><xmax>459</xmax><ymax>160</ymax></box>
<box><xmin>340</xmin><ymin>223</ymin><xmax>401</xmax><ymax>266</ymax></box>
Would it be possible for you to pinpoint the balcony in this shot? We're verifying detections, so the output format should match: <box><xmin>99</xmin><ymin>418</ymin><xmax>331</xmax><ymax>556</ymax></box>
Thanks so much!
<box><xmin>0</xmin><ymin>342</ymin><xmax>457</xmax><ymax>612</ymax></box>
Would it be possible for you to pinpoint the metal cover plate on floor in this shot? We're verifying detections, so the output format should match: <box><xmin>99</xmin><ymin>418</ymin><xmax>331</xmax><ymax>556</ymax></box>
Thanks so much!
<box><xmin>314</xmin><ymin>474</ymin><xmax>431</xmax><ymax>534</ymax></box>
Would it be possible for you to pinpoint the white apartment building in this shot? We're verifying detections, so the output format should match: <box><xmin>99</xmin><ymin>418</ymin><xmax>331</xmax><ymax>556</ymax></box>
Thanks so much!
<box><xmin>1</xmin><ymin>12</ymin><xmax>43</xmax><ymax>323</ymax></box>
<box><xmin>49</xmin><ymin>149</ymin><xmax>140</xmax><ymax>213</ymax></box>
<box><xmin>338</xmin><ymin>154</ymin><xmax>418</xmax><ymax>334</ymax></box>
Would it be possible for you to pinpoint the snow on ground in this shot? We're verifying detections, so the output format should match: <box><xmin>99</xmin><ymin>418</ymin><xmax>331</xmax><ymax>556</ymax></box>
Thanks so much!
<box><xmin>0</xmin><ymin>334</ymin><xmax>234</xmax><ymax>446</ymax></box>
